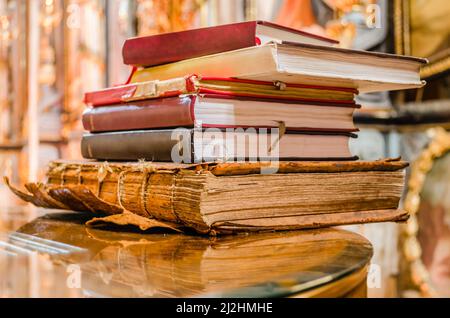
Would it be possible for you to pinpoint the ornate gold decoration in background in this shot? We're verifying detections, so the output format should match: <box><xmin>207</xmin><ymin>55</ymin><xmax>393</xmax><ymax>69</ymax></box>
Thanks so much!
<box><xmin>395</xmin><ymin>0</ymin><xmax>450</xmax><ymax>79</ymax></box>
<box><xmin>39</xmin><ymin>0</ymin><xmax>62</xmax><ymax>86</ymax></box>
<box><xmin>0</xmin><ymin>0</ymin><xmax>17</xmax><ymax>145</ymax></box>
<box><xmin>420</xmin><ymin>55</ymin><xmax>450</xmax><ymax>80</ymax></box>
<box><xmin>245</xmin><ymin>0</ymin><xmax>258</xmax><ymax>21</ymax></box>
<box><xmin>324</xmin><ymin>0</ymin><xmax>378</xmax><ymax>48</ymax></box>
<box><xmin>63</xmin><ymin>0</ymin><xmax>106</xmax><ymax>158</ymax></box>
<box><xmin>136</xmin><ymin>0</ymin><xmax>205</xmax><ymax>36</ymax></box>
<box><xmin>402</xmin><ymin>127</ymin><xmax>450</xmax><ymax>297</ymax></box>
<box><xmin>394</xmin><ymin>0</ymin><xmax>410</xmax><ymax>56</ymax></box>
<box><xmin>0</xmin><ymin>0</ymin><xmax>28</xmax><ymax>184</ymax></box>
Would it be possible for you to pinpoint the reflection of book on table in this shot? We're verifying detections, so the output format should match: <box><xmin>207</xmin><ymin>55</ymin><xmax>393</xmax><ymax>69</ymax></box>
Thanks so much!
<box><xmin>17</xmin><ymin>215</ymin><xmax>371</xmax><ymax>298</ymax></box>
<box><xmin>86</xmin><ymin>230</ymin><xmax>361</xmax><ymax>297</ymax></box>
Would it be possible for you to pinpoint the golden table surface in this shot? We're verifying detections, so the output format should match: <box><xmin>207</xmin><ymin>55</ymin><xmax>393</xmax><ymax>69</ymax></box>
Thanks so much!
<box><xmin>0</xmin><ymin>206</ymin><xmax>373</xmax><ymax>298</ymax></box>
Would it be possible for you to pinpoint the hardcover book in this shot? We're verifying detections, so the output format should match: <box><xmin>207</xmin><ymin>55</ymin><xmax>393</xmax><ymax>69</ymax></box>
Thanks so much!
<box><xmin>123</xmin><ymin>21</ymin><xmax>338</xmax><ymax>67</ymax></box>
<box><xmin>5</xmin><ymin>159</ymin><xmax>409</xmax><ymax>235</ymax></box>
<box><xmin>83</xmin><ymin>76</ymin><xmax>358</xmax><ymax>107</ymax></box>
<box><xmin>81</xmin><ymin>129</ymin><xmax>358</xmax><ymax>162</ymax></box>
<box><xmin>82</xmin><ymin>95</ymin><xmax>359</xmax><ymax>133</ymax></box>
<box><xmin>130</xmin><ymin>43</ymin><xmax>427</xmax><ymax>93</ymax></box>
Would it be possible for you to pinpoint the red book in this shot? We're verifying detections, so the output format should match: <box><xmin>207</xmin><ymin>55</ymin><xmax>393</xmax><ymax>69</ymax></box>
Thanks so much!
<box><xmin>123</xmin><ymin>21</ymin><xmax>337</xmax><ymax>67</ymax></box>
<box><xmin>84</xmin><ymin>76</ymin><xmax>357</xmax><ymax>107</ymax></box>
<box><xmin>83</xmin><ymin>77</ymin><xmax>192</xmax><ymax>107</ymax></box>
<box><xmin>82</xmin><ymin>95</ymin><xmax>359</xmax><ymax>134</ymax></box>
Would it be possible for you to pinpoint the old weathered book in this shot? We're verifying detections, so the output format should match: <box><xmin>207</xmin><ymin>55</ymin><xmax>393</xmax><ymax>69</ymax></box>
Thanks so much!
<box><xmin>5</xmin><ymin>159</ymin><xmax>409</xmax><ymax>235</ymax></box>
<box><xmin>131</xmin><ymin>43</ymin><xmax>427</xmax><ymax>93</ymax></box>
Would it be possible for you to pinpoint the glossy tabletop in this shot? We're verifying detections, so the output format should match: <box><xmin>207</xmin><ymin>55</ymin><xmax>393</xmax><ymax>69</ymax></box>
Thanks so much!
<box><xmin>0</xmin><ymin>204</ymin><xmax>373</xmax><ymax>298</ymax></box>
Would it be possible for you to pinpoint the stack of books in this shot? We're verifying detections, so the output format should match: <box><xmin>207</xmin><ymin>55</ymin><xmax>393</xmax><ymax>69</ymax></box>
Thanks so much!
<box><xmin>7</xmin><ymin>22</ymin><xmax>427</xmax><ymax>235</ymax></box>
<box><xmin>82</xmin><ymin>75</ymin><xmax>360</xmax><ymax>162</ymax></box>
<box><xmin>81</xmin><ymin>21</ymin><xmax>426</xmax><ymax>163</ymax></box>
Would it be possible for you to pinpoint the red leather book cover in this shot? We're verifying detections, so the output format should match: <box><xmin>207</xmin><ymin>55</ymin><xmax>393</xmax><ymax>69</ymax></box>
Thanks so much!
<box><xmin>122</xmin><ymin>21</ymin><xmax>337</xmax><ymax>67</ymax></box>
<box><xmin>84</xmin><ymin>76</ymin><xmax>357</xmax><ymax>107</ymax></box>
<box><xmin>83</xmin><ymin>96</ymin><xmax>195</xmax><ymax>133</ymax></box>
<box><xmin>82</xmin><ymin>95</ymin><xmax>359</xmax><ymax>133</ymax></box>
<box><xmin>83</xmin><ymin>83</ymin><xmax>186</xmax><ymax>106</ymax></box>
<box><xmin>84</xmin><ymin>84</ymin><xmax>139</xmax><ymax>107</ymax></box>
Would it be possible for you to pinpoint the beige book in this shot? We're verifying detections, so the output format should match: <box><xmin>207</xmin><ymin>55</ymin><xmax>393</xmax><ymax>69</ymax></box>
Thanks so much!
<box><xmin>131</xmin><ymin>43</ymin><xmax>427</xmax><ymax>93</ymax></box>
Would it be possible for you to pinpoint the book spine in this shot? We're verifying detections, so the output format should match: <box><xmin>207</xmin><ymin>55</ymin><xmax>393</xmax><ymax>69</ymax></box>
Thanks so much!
<box><xmin>81</xmin><ymin>130</ymin><xmax>186</xmax><ymax>161</ymax></box>
<box><xmin>123</xmin><ymin>22</ymin><xmax>258</xmax><ymax>67</ymax></box>
<box><xmin>84</xmin><ymin>84</ymin><xmax>138</xmax><ymax>106</ymax></box>
<box><xmin>85</xmin><ymin>77</ymin><xmax>193</xmax><ymax>107</ymax></box>
<box><xmin>82</xmin><ymin>96</ymin><xmax>195</xmax><ymax>133</ymax></box>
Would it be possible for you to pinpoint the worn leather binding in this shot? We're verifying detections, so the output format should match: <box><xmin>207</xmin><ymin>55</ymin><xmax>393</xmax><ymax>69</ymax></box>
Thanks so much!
<box><xmin>5</xmin><ymin>159</ymin><xmax>409</xmax><ymax>235</ymax></box>
<box><xmin>83</xmin><ymin>76</ymin><xmax>358</xmax><ymax>107</ymax></box>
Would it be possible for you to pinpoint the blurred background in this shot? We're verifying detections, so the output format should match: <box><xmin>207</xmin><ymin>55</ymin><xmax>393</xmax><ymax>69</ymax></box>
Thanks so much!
<box><xmin>0</xmin><ymin>0</ymin><xmax>449</xmax><ymax>298</ymax></box>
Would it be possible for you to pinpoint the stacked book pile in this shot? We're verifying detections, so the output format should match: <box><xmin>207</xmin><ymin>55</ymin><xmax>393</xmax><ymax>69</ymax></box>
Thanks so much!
<box><xmin>82</xmin><ymin>75</ymin><xmax>360</xmax><ymax>162</ymax></box>
<box><xmin>81</xmin><ymin>21</ymin><xmax>425</xmax><ymax>163</ymax></box>
<box><xmin>7</xmin><ymin>22</ymin><xmax>427</xmax><ymax>235</ymax></box>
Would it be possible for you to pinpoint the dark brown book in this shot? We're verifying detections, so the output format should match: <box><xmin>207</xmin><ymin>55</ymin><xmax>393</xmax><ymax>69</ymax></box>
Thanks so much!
<box><xmin>81</xmin><ymin>129</ymin><xmax>358</xmax><ymax>162</ymax></box>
